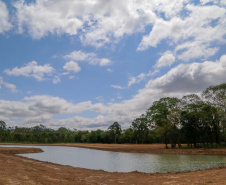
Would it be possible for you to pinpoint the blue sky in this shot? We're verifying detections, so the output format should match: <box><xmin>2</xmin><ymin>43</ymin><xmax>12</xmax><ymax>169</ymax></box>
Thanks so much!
<box><xmin>0</xmin><ymin>0</ymin><xmax>225</xmax><ymax>130</ymax></box>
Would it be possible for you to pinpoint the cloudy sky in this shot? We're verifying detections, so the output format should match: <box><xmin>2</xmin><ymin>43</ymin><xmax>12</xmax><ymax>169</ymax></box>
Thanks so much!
<box><xmin>0</xmin><ymin>0</ymin><xmax>225</xmax><ymax>130</ymax></box>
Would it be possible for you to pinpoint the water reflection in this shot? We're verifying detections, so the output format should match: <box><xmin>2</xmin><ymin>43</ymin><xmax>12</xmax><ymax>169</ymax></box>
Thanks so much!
<box><xmin>1</xmin><ymin>145</ymin><xmax>225</xmax><ymax>173</ymax></box>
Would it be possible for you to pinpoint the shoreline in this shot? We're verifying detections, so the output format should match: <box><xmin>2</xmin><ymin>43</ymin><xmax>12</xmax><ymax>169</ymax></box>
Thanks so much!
<box><xmin>1</xmin><ymin>143</ymin><xmax>226</xmax><ymax>156</ymax></box>
<box><xmin>0</xmin><ymin>143</ymin><xmax>226</xmax><ymax>184</ymax></box>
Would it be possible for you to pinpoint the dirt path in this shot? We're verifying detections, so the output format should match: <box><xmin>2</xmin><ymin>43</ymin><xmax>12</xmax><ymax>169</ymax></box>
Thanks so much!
<box><xmin>0</xmin><ymin>144</ymin><xmax>226</xmax><ymax>184</ymax></box>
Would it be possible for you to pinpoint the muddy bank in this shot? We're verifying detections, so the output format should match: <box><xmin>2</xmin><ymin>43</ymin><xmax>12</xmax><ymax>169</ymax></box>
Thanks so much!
<box><xmin>0</xmin><ymin>145</ymin><xmax>226</xmax><ymax>184</ymax></box>
<box><xmin>0</xmin><ymin>147</ymin><xmax>43</xmax><ymax>154</ymax></box>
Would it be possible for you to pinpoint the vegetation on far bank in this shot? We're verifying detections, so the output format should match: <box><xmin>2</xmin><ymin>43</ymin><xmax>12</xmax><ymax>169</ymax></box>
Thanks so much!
<box><xmin>0</xmin><ymin>83</ymin><xmax>225</xmax><ymax>149</ymax></box>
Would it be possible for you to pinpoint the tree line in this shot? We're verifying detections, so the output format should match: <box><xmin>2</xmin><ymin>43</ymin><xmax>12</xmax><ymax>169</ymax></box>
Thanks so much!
<box><xmin>0</xmin><ymin>83</ymin><xmax>225</xmax><ymax>148</ymax></box>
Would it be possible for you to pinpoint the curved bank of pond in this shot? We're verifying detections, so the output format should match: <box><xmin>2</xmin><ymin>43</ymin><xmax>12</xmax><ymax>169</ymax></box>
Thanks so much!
<box><xmin>1</xmin><ymin>145</ymin><xmax>226</xmax><ymax>173</ymax></box>
<box><xmin>0</xmin><ymin>147</ymin><xmax>43</xmax><ymax>154</ymax></box>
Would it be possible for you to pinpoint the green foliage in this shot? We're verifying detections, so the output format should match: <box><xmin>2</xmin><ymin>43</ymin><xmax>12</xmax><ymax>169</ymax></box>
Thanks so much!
<box><xmin>108</xmin><ymin>122</ymin><xmax>122</xmax><ymax>143</ymax></box>
<box><xmin>131</xmin><ymin>116</ymin><xmax>149</xmax><ymax>144</ymax></box>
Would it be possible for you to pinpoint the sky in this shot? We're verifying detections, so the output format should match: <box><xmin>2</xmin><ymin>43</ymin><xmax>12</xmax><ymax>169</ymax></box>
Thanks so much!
<box><xmin>0</xmin><ymin>0</ymin><xmax>226</xmax><ymax>130</ymax></box>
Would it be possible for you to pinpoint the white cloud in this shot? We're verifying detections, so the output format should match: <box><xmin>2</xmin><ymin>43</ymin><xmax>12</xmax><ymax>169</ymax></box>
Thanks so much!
<box><xmin>155</xmin><ymin>51</ymin><xmax>175</xmax><ymax>68</ymax></box>
<box><xmin>13</xmin><ymin>0</ymin><xmax>83</xmax><ymax>39</ymax></box>
<box><xmin>53</xmin><ymin>76</ymin><xmax>61</xmax><ymax>84</ymax></box>
<box><xmin>63</xmin><ymin>61</ymin><xmax>81</xmax><ymax>73</ymax></box>
<box><xmin>0</xmin><ymin>1</ymin><xmax>12</xmax><ymax>33</ymax></box>
<box><xmin>13</xmin><ymin>0</ymin><xmax>157</xmax><ymax>46</ymax></box>
<box><xmin>11</xmin><ymin>0</ymin><xmax>225</xmax><ymax>63</ymax></box>
<box><xmin>176</xmin><ymin>42</ymin><xmax>219</xmax><ymax>62</ymax></box>
<box><xmin>127</xmin><ymin>70</ymin><xmax>158</xmax><ymax>87</ymax></box>
<box><xmin>138</xmin><ymin>4</ymin><xmax>226</xmax><ymax>61</ymax></box>
<box><xmin>65</xmin><ymin>50</ymin><xmax>112</xmax><ymax>66</ymax></box>
<box><xmin>99</xmin><ymin>59</ymin><xmax>111</xmax><ymax>66</ymax></box>
<box><xmin>65</xmin><ymin>50</ymin><xmax>94</xmax><ymax>61</ymax></box>
<box><xmin>4</xmin><ymin>61</ymin><xmax>54</xmax><ymax>81</ymax></box>
<box><xmin>221</xmin><ymin>0</ymin><xmax>226</xmax><ymax>6</ymax></box>
<box><xmin>23</xmin><ymin>95</ymin><xmax>94</xmax><ymax>116</ymax></box>
<box><xmin>147</xmin><ymin>55</ymin><xmax>226</xmax><ymax>93</ymax></box>
<box><xmin>138</xmin><ymin>18</ymin><xmax>183</xmax><ymax>50</ymax></box>
<box><xmin>107</xmin><ymin>68</ymin><xmax>113</xmax><ymax>72</ymax></box>
<box><xmin>68</xmin><ymin>76</ymin><xmax>77</xmax><ymax>80</ymax></box>
<box><xmin>111</xmin><ymin>85</ymin><xmax>126</xmax><ymax>90</ymax></box>
<box><xmin>0</xmin><ymin>76</ymin><xmax>18</xmax><ymax>93</ymax></box>
<box><xmin>128</xmin><ymin>74</ymin><xmax>145</xmax><ymax>87</ymax></box>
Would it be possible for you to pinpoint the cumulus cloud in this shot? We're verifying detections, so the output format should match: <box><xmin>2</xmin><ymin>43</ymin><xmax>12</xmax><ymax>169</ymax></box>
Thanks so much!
<box><xmin>10</xmin><ymin>0</ymin><xmax>225</xmax><ymax>63</ymax></box>
<box><xmin>13</xmin><ymin>0</ymin><xmax>83</xmax><ymax>39</ymax></box>
<box><xmin>4</xmin><ymin>61</ymin><xmax>55</xmax><ymax>81</ymax></box>
<box><xmin>0</xmin><ymin>1</ymin><xmax>12</xmax><ymax>33</ymax></box>
<box><xmin>12</xmin><ymin>0</ymin><xmax>155</xmax><ymax>46</ymax></box>
<box><xmin>65</xmin><ymin>50</ymin><xmax>111</xmax><ymax>66</ymax></box>
<box><xmin>147</xmin><ymin>55</ymin><xmax>226</xmax><ymax>93</ymax></box>
<box><xmin>63</xmin><ymin>61</ymin><xmax>81</xmax><ymax>73</ymax></box>
<box><xmin>138</xmin><ymin>3</ymin><xmax>226</xmax><ymax>61</ymax></box>
<box><xmin>12</xmin><ymin>0</ymin><xmax>190</xmax><ymax>47</ymax></box>
<box><xmin>155</xmin><ymin>51</ymin><xmax>175</xmax><ymax>68</ymax></box>
<box><xmin>0</xmin><ymin>76</ymin><xmax>18</xmax><ymax>93</ymax></box>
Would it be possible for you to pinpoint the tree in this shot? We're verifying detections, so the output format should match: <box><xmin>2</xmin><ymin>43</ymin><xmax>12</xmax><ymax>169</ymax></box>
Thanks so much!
<box><xmin>108</xmin><ymin>122</ymin><xmax>121</xmax><ymax>143</ymax></box>
<box><xmin>202</xmin><ymin>83</ymin><xmax>226</xmax><ymax>146</ymax></box>
<box><xmin>202</xmin><ymin>83</ymin><xmax>226</xmax><ymax>110</ymax></box>
<box><xmin>122</xmin><ymin>128</ymin><xmax>134</xmax><ymax>143</ymax></box>
<box><xmin>0</xmin><ymin>121</ymin><xmax>7</xmax><ymax>142</ymax></box>
<box><xmin>180</xmin><ymin>94</ymin><xmax>211</xmax><ymax>148</ymax></box>
<box><xmin>201</xmin><ymin>104</ymin><xmax>220</xmax><ymax>147</ymax></box>
<box><xmin>131</xmin><ymin>115</ymin><xmax>149</xmax><ymax>144</ymax></box>
<box><xmin>180</xmin><ymin>110</ymin><xmax>204</xmax><ymax>148</ymax></box>
<box><xmin>88</xmin><ymin>131</ymin><xmax>97</xmax><ymax>143</ymax></box>
<box><xmin>168</xmin><ymin>107</ymin><xmax>182</xmax><ymax>148</ymax></box>
<box><xmin>146</xmin><ymin>97</ymin><xmax>181</xmax><ymax>148</ymax></box>
<box><xmin>0</xmin><ymin>121</ymin><xmax>6</xmax><ymax>130</ymax></box>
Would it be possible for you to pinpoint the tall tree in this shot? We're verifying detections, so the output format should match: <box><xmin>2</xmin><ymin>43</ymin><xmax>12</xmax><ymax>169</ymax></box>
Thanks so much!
<box><xmin>108</xmin><ymin>122</ymin><xmax>121</xmax><ymax>144</ymax></box>
<box><xmin>0</xmin><ymin>121</ymin><xmax>7</xmax><ymax>142</ymax></box>
<box><xmin>202</xmin><ymin>83</ymin><xmax>226</xmax><ymax>146</ymax></box>
<box><xmin>146</xmin><ymin>97</ymin><xmax>181</xmax><ymax>148</ymax></box>
<box><xmin>131</xmin><ymin>115</ymin><xmax>149</xmax><ymax>144</ymax></box>
<box><xmin>181</xmin><ymin>94</ymin><xmax>206</xmax><ymax>147</ymax></box>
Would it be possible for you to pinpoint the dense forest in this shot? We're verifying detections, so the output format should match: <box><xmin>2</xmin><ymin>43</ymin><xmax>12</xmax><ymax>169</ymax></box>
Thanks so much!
<box><xmin>0</xmin><ymin>83</ymin><xmax>225</xmax><ymax>148</ymax></box>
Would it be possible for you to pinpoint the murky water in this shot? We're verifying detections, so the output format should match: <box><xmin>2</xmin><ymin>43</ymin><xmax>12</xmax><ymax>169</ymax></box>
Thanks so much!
<box><xmin>1</xmin><ymin>145</ymin><xmax>226</xmax><ymax>173</ymax></box>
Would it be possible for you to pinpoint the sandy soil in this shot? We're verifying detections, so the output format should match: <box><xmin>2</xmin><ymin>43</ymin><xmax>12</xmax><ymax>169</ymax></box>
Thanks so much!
<box><xmin>0</xmin><ymin>144</ymin><xmax>226</xmax><ymax>185</ymax></box>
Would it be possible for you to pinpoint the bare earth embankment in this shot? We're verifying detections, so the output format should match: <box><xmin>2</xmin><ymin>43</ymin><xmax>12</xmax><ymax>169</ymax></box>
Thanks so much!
<box><xmin>0</xmin><ymin>143</ymin><xmax>226</xmax><ymax>185</ymax></box>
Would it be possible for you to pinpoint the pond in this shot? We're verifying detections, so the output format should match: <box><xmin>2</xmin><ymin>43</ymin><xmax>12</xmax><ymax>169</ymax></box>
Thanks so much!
<box><xmin>1</xmin><ymin>145</ymin><xmax>226</xmax><ymax>173</ymax></box>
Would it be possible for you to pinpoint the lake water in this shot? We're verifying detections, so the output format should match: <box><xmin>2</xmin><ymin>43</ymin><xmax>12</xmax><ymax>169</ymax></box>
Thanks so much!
<box><xmin>1</xmin><ymin>145</ymin><xmax>226</xmax><ymax>173</ymax></box>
